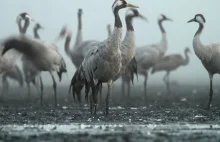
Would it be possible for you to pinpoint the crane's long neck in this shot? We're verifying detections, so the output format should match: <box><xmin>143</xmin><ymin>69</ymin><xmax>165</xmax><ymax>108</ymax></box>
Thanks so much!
<box><xmin>33</xmin><ymin>28</ymin><xmax>40</xmax><ymax>39</ymax></box>
<box><xmin>107</xmin><ymin>8</ymin><xmax>123</xmax><ymax>53</ymax></box>
<box><xmin>158</xmin><ymin>20</ymin><xmax>168</xmax><ymax>57</ymax></box>
<box><xmin>121</xmin><ymin>15</ymin><xmax>136</xmax><ymax>65</ymax></box>
<box><xmin>182</xmin><ymin>51</ymin><xmax>190</xmax><ymax>66</ymax></box>
<box><xmin>18</xmin><ymin>21</ymin><xmax>23</xmax><ymax>34</ymax></box>
<box><xmin>108</xmin><ymin>26</ymin><xmax>112</xmax><ymax>37</ymax></box>
<box><xmin>22</xmin><ymin>20</ymin><xmax>30</xmax><ymax>34</ymax></box>
<box><xmin>114</xmin><ymin>8</ymin><xmax>122</xmax><ymax>28</ymax></box>
<box><xmin>65</xmin><ymin>35</ymin><xmax>72</xmax><ymax>57</ymax></box>
<box><xmin>125</xmin><ymin>15</ymin><xmax>135</xmax><ymax>31</ymax></box>
<box><xmin>193</xmin><ymin>23</ymin><xmax>211</xmax><ymax>61</ymax></box>
<box><xmin>158</xmin><ymin>19</ymin><xmax>165</xmax><ymax>34</ymax></box>
<box><xmin>74</xmin><ymin>14</ymin><xmax>83</xmax><ymax>47</ymax></box>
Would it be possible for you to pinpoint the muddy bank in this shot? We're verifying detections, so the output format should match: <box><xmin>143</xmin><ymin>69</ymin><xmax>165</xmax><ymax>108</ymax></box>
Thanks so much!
<box><xmin>0</xmin><ymin>85</ymin><xmax>220</xmax><ymax>142</ymax></box>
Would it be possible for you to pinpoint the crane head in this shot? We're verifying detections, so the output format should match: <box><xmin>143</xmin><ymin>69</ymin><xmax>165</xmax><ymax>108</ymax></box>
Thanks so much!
<box><xmin>112</xmin><ymin>0</ymin><xmax>139</xmax><ymax>13</ymax></box>
<box><xmin>16</xmin><ymin>12</ymin><xmax>34</xmax><ymax>24</ymax></box>
<box><xmin>35</xmin><ymin>23</ymin><xmax>44</xmax><ymax>30</ymax></box>
<box><xmin>159</xmin><ymin>14</ymin><xmax>172</xmax><ymax>22</ymax></box>
<box><xmin>55</xmin><ymin>25</ymin><xmax>68</xmax><ymax>41</ymax></box>
<box><xmin>187</xmin><ymin>14</ymin><xmax>206</xmax><ymax>24</ymax></box>
<box><xmin>185</xmin><ymin>47</ymin><xmax>191</xmax><ymax>54</ymax></box>
<box><xmin>126</xmin><ymin>8</ymin><xmax>148</xmax><ymax>22</ymax></box>
<box><xmin>78</xmin><ymin>8</ymin><xmax>83</xmax><ymax>16</ymax></box>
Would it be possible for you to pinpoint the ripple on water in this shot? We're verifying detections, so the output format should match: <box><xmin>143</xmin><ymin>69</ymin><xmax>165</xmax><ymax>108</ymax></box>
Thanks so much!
<box><xmin>1</xmin><ymin>124</ymin><xmax>220</xmax><ymax>137</ymax></box>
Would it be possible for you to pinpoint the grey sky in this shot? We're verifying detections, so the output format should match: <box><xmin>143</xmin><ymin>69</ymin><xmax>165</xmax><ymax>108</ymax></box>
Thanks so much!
<box><xmin>0</xmin><ymin>0</ymin><xmax>219</xmax><ymax>86</ymax></box>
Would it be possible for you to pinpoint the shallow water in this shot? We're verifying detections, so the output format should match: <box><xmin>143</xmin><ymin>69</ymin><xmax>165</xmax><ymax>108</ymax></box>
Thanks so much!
<box><xmin>1</xmin><ymin>124</ymin><xmax>220</xmax><ymax>136</ymax></box>
<box><xmin>1</xmin><ymin>85</ymin><xmax>220</xmax><ymax>141</ymax></box>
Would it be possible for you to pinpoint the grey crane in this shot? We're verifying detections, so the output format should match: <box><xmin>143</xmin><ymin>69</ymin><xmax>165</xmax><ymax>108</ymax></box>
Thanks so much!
<box><xmin>57</xmin><ymin>9</ymin><xmax>101</xmax><ymax>68</ymax></box>
<box><xmin>69</xmin><ymin>0</ymin><xmax>138</xmax><ymax>115</ymax></box>
<box><xmin>1</xmin><ymin>27</ymin><xmax>67</xmax><ymax>107</ymax></box>
<box><xmin>0</xmin><ymin>13</ymin><xmax>32</xmax><ymax>96</ymax></box>
<box><xmin>151</xmin><ymin>47</ymin><xmax>190</xmax><ymax>93</ymax></box>
<box><xmin>187</xmin><ymin>14</ymin><xmax>220</xmax><ymax>109</ymax></box>
<box><xmin>2</xmin><ymin>65</ymin><xmax>23</xmax><ymax>95</ymax></box>
<box><xmin>0</xmin><ymin>13</ymin><xmax>34</xmax><ymax>75</ymax></box>
<box><xmin>21</xmin><ymin>22</ymin><xmax>44</xmax><ymax>98</ymax></box>
<box><xmin>57</xmin><ymin>9</ymin><xmax>86</xmax><ymax>68</ymax></box>
<box><xmin>0</xmin><ymin>13</ymin><xmax>34</xmax><ymax>96</ymax></box>
<box><xmin>114</xmin><ymin>8</ymin><xmax>147</xmax><ymax>99</ymax></box>
<box><xmin>99</xmin><ymin>9</ymin><xmax>146</xmax><ymax>105</ymax></box>
<box><xmin>122</xmin><ymin>14</ymin><xmax>172</xmax><ymax>101</ymax></box>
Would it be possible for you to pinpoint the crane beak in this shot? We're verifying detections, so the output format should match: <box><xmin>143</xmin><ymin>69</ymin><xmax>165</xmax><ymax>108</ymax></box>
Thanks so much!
<box><xmin>54</xmin><ymin>36</ymin><xmax>61</xmax><ymax>43</ymax></box>
<box><xmin>25</xmin><ymin>15</ymin><xmax>35</xmax><ymax>23</ymax></box>
<box><xmin>166</xmin><ymin>17</ymin><xmax>173</xmax><ymax>21</ymax></box>
<box><xmin>139</xmin><ymin>14</ymin><xmax>148</xmax><ymax>22</ymax></box>
<box><xmin>126</xmin><ymin>3</ymin><xmax>139</xmax><ymax>8</ymax></box>
<box><xmin>187</xmin><ymin>18</ymin><xmax>195</xmax><ymax>23</ymax></box>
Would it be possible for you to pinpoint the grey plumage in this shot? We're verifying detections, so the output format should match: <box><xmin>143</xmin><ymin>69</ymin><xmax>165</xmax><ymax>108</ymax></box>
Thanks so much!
<box><xmin>188</xmin><ymin>14</ymin><xmax>220</xmax><ymax>109</ymax></box>
<box><xmin>112</xmin><ymin>8</ymin><xmax>147</xmax><ymax>98</ymax></box>
<box><xmin>151</xmin><ymin>47</ymin><xmax>190</xmax><ymax>93</ymax></box>
<box><xmin>2</xmin><ymin>65</ymin><xmax>24</xmax><ymax>95</ymax></box>
<box><xmin>58</xmin><ymin>9</ymin><xmax>91</xmax><ymax>69</ymax></box>
<box><xmin>122</xmin><ymin>14</ymin><xmax>172</xmax><ymax>101</ymax></box>
<box><xmin>1</xmin><ymin>13</ymin><xmax>32</xmax><ymax>95</ymax></box>
<box><xmin>107</xmin><ymin>24</ymin><xmax>112</xmax><ymax>37</ymax></box>
<box><xmin>69</xmin><ymin>0</ymin><xmax>139</xmax><ymax>115</ymax></box>
<box><xmin>1</xmin><ymin>32</ymin><xmax>67</xmax><ymax>107</ymax></box>
<box><xmin>0</xmin><ymin>13</ymin><xmax>33</xmax><ymax>77</ymax></box>
<box><xmin>22</xmin><ymin>22</ymin><xmax>43</xmax><ymax>97</ymax></box>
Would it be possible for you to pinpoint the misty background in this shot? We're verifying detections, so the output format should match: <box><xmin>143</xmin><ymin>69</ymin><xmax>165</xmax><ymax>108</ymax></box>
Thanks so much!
<box><xmin>0</xmin><ymin>0</ymin><xmax>219</xmax><ymax>86</ymax></box>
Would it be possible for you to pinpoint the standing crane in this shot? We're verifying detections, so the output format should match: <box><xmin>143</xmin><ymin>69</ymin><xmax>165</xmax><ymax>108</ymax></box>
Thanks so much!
<box><xmin>122</xmin><ymin>14</ymin><xmax>172</xmax><ymax>101</ymax></box>
<box><xmin>0</xmin><ymin>12</ymin><xmax>34</xmax><ymax>96</ymax></box>
<box><xmin>113</xmin><ymin>8</ymin><xmax>147</xmax><ymax>100</ymax></box>
<box><xmin>22</xmin><ymin>22</ymin><xmax>44</xmax><ymax>98</ymax></box>
<box><xmin>151</xmin><ymin>47</ymin><xmax>191</xmax><ymax>93</ymax></box>
<box><xmin>69</xmin><ymin>0</ymin><xmax>139</xmax><ymax>115</ymax></box>
<box><xmin>1</xmin><ymin>65</ymin><xmax>23</xmax><ymax>95</ymax></box>
<box><xmin>58</xmin><ymin>8</ymin><xmax>86</xmax><ymax>68</ymax></box>
<box><xmin>1</xmin><ymin>24</ymin><xmax>67</xmax><ymax>107</ymax></box>
<box><xmin>16</xmin><ymin>13</ymin><xmax>39</xmax><ymax>97</ymax></box>
<box><xmin>187</xmin><ymin>14</ymin><xmax>220</xmax><ymax>109</ymax></box>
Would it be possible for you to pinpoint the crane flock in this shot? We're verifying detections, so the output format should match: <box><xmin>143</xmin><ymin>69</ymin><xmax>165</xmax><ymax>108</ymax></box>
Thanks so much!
<box><xmin>0</xmin><ymin>0</ymin><xmax>219</xmax><ymax>115</ymax></box>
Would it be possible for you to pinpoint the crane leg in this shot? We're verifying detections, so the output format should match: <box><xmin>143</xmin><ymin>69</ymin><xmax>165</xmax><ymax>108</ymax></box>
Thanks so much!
<box><xmin>163</xmin><ymin>72</ymin><xmax>171</xmax><ymax>94</ymax></box>
<box><xmin>121</xmin><ymin>78</ymin><xmax>125</xmax><ymax>97</ymax></box>
<box><xmin>99</xmin><ymin>83</ymin><xmax>103</xmax><ymax>107</ymax></box>
<box><xmin>2</xmin><ymin>77</ymin><xmax>8</xmax><ymax>96</ymax></box>
<box><xmin>50</xmin><ymin>72</ymin><xmax>57</xmax><ymax>107</ymax></box>
<box><xmin>166</xmin><ymin>72</ymin><xmax>171</xmax><ymax>94</ymax></box>
<box><xmin>106</xmin><ymin>80</ymin><xmax>113</xmax><ymax>116</ymax></box>
<box><xmin>85</xmin><ymin>82</ymin><xmax>90</xmax><ymax>103</ymax></box>
<box><xmin>5</xmin><ymin>80</ymin><xmax>9</xmax><ymax>96</ymax></box>
<box><xmin>27</xmin><ymin>82</ymin><xmax>31</xmax><ymax>98</ymax></box>
<box><xmin>90</xmin><ymin>86</ymin><xmax>96</xmax><ymax>115</ymax></box>
<box><xmin>207</xmin><ymin>74</ymin><xmax>213</xmax><ymax>109</ymax></box>
<box><xmin>128</xmin><ymin>81</ymin><xmax>131</xmax><ymax>99</ymax></box>
<box><xmin>144</xmin><ymin>72</ymin><xmax>148</xmax><ymax>103</ymax></box>
<box><xmin>94</xmin><ymin>82</ymin><xmax>101</xmax><ymax>115</ymax></box>
<box><xmin>39</xmin><ymin>76</ymin><xmax>44</xmax><ymax>106</ymax></box>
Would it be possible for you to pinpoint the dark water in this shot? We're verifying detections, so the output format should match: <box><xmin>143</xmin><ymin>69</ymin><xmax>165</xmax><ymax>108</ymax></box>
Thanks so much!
<box><xmin>0</xmin><ymin>84</ymin><xmax>220</xmax><ymax>142</ymax></box>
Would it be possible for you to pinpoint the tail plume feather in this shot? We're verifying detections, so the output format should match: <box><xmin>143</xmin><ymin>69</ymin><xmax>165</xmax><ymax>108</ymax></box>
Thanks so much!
<box><xmin>69</xmin><ymin>65</ymin><xmax>86</xmax><ymax>103</ymax></box>
<box><xmin>125</xmin><ymin>57</ymin><xmax>138</xmax><ymax>84</ymax></box>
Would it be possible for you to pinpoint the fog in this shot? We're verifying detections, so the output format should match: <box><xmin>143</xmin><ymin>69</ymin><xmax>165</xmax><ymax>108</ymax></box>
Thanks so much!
<box><xmin>0</xmin><ymin>0</ymin><xmax>220</xmax><ymax>86</ymax></box>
